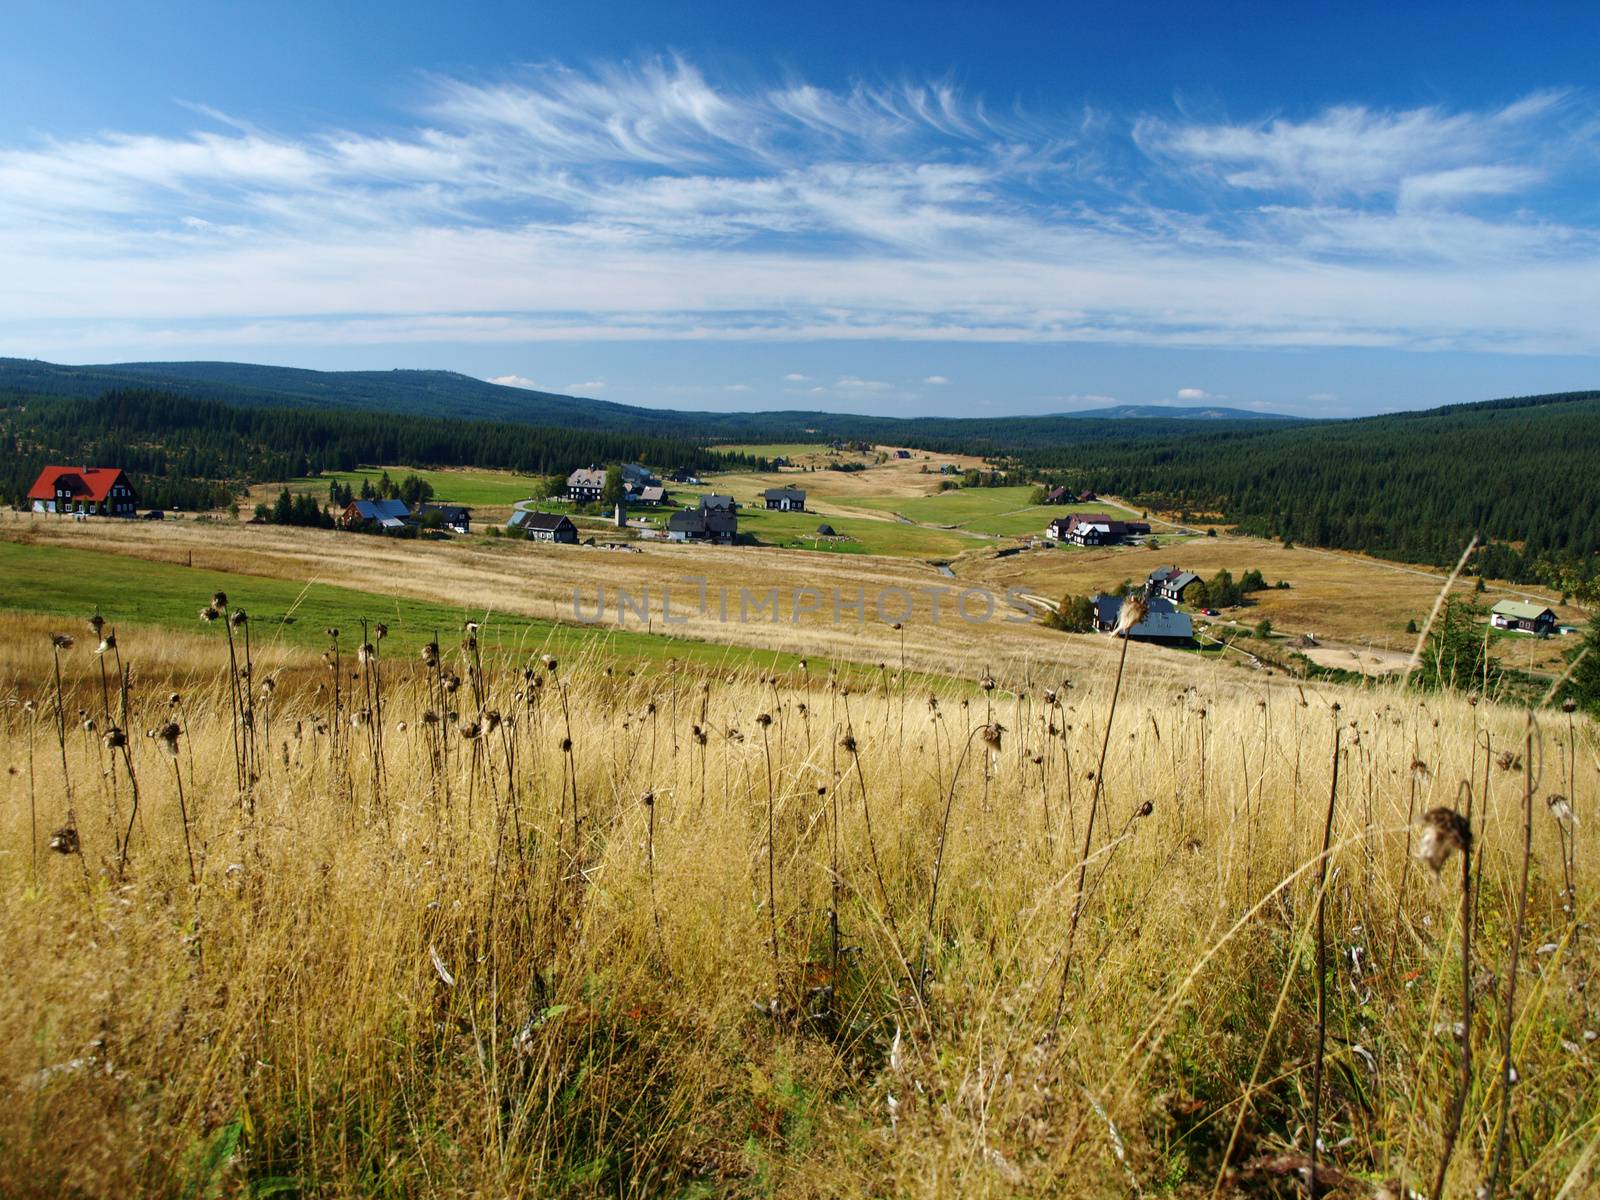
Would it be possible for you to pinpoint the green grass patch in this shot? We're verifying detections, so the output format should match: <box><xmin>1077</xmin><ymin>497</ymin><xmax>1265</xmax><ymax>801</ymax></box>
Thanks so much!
<box><xmin>0</xmin><ymin>540</ymin><xmax>819</xmax><ymax>673</ymax></box>
<box><xmin>277</xmin><ymin>466</ymin><xmax>541</xmax><ymax>508</ymax></box>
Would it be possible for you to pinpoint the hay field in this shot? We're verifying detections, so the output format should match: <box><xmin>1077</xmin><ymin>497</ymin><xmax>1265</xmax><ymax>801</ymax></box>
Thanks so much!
<box><xmin>0</xmin><ymin>519</ymin><xmax>1183</xmax><ymax>688</ymax></box>
<box><xmin>968</xmin><ymin>535</ymin><xmax>1582</xmax><ymax>665</ymax></box>
<box><xmin>0</xmin><ymin>605</ymin><xmax>1594</xmax><ymax>1196</ymax></box>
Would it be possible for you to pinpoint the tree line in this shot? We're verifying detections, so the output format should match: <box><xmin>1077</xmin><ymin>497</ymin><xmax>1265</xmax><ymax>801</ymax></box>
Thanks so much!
<box><xmin>0</xmin><ymin>389</ymin><xmax>750</xmax><ymax>511</ymax></box>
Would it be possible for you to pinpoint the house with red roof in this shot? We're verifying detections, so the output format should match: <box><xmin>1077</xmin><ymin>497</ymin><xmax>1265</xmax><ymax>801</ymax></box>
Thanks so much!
<box><xmin>27</xmin><ymin>466</ymin><xmax>139</xmax><ymax>517</ymax></box>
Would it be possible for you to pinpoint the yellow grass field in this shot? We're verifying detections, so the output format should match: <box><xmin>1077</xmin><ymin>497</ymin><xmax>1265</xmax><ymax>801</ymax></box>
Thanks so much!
<box><xmin>0</xmin><ymin>608</ymin><xmax>1594</xmax><ymax>1196</ymax></box>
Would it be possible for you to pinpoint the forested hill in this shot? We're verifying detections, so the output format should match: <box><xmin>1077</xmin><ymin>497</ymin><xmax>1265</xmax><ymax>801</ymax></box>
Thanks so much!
<box><xmin>1019</xmin><ymin>390</ymin><xmax>1600</xmax><ymax>578</ymax></box>
<box><xmin>0</xmin><ymin>389</ymin><xmax>748</xmax><ymax>512</ymax></box>
<box><xmin>0</xmin><ymin>358</ymin><xmax>1299</xmax><ymax>448</ymax></box>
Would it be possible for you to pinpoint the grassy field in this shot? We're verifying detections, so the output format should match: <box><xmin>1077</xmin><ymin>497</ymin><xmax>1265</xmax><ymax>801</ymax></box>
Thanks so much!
<box><xmin>1</xmin><ymin>614</ymin><xmax>1593</xmax><ymax>1196</ymax></box>
<box><xmin>845</xmin><ymin>486</ymin><xmax>1120</xmax><ymax>536</ymax></box>
<box><xmin>0</xmin><ymin>539</ymin><xmax>819</xmax><ymax>674</ymax></box>
<box><xmin>261</xmin><ymin>465</ymin><xmax>541</xmax><ymax>509</ymax></box>
<box><xmin>968</xmin><ymin>533</ymin><xmax>1583</xmax><ymax>666</ymax></box>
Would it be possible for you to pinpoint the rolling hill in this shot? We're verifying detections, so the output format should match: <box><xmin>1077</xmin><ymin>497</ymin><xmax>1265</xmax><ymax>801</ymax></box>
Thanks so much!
<box><xmin>0</xmin><ymin>357</ymin><xmax>1299</xmax><ymax>450</ymax></box>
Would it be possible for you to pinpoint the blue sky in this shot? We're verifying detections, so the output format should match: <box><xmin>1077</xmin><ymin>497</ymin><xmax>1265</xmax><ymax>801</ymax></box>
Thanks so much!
<box><xmin>3</xmin><ymin>1</ymin><xmax>1599</xmax><ymax>417</ymax></box>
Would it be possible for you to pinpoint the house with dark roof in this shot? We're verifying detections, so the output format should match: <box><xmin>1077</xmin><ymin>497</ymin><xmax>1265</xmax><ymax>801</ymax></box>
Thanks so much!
<box><xmin>1490</xmin><ymin>599</ymin><xmax>1557</xmax><ymax>635</ymax></box>
<box><xmin>1146</xmin><ymin>565</ymin><xmax>1202</xmax><ymax>603</ymax></box>
<box><xmin>565</xmin><ymin>467</ymin><xmax>607</xmax><ymax>503</ymax></box>
<box><xmin>414</xmin><ymin>503</ymin><xmax>472</xmax><ymax>533</ymax></box>
<box><xmin>27</xmin><ymin>466</ymin><xmax>138</xmax><ymax>516</ymax></box>
<box><xmin>1042</xmin><ymin>486</ymin><xmax>1068</xmax><ymax>505</ymax></box>
<box><xmin>508</xmin><ymin>510</ymin><xmax>578</xmax><ymax>543</ymax></box>
<box><xmin>340</xmin><ymin>498</ymin><xmax>412</xmax><ymax>530</ymax></box>
<box><xmin>697</xmin><ymin>493</ymin><xmax>736</xmax><ymax>513</ymax></box>
<box><xmin>761</xmin><ymin>486</ymin><xmax>806</xmax><ymax>512</ymax></box>
<box><xmin>1049</xmin><ymin>512</ymin><xmax>1150</xmax><ymax>546</ymax></box>
<box><xmin>667</xmin><ymin>506</ymin><xmax>738</xmax><ymax>544</ymax></box>
<box><xmin>1091</xmin><ymin>594</ymin><xmax>1194</xmax><ymax>643</ymax></box>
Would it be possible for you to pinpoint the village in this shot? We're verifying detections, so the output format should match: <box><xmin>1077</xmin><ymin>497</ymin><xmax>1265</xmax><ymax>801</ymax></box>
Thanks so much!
<box><xmin>17</xmin><ymin>452</ymin><xmax>1580</xmax><ymax>680</ymax></box>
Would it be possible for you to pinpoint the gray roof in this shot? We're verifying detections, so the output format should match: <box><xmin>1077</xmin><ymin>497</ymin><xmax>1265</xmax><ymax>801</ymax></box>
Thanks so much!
<box><xmin>698</xmin><ymin>493</ymin><xmax>736</xmax><ymax>511</ymax></box>
<box><xmin>1092</xmin><ymin>594</ymin><xmax>1194</xmax><ymax>641</ymax></box>
<box><xmin>762</xmin><ymin>486</ymin><xmax>807</xmax><ymax>502</ymax></box>
<box><xmin>351</xmin><ymin>498</ymin><xmax>411</xmax><ymax>521</ymax></box>
<box><xmin>566</xmin><ymin>467</ymin><xmax>607</xmax><ymax>489</ymax></box>
<box><xmin>511</xmin><ymin>510</ymin><xmax>574</xmax><ymax>531</ymax></box>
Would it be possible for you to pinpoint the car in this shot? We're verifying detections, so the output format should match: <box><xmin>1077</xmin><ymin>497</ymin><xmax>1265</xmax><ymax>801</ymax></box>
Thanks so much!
<box><xmin>1201</xmin><ymin>607</ymin><xmax>1219</xmax><ymax>616</ymax></box>
<box><xmin>142</xmin><ymin>509</ymin><xmax>165</xmax><ymax>521</ymax></box>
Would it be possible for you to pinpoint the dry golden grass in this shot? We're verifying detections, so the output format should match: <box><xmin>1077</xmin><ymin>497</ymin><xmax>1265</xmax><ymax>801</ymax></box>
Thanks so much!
<box><xmin>1</xmin><ymin>606</ymin><xmax>1595</xmax><ymax>1197</ymax></box>
<box><xmin>0</xmin><ymin>519</ymin><xmax>1221</xmax><ymax>691</ymax></box>
<box><xmin>969</xmin><ymin>534</ymin><xmax>1582</xmax><ymax>669</ymax></box>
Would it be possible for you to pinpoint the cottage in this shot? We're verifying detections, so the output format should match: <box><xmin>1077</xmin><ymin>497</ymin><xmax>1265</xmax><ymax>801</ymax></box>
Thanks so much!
<box><xmin>1042</xmin><ymin>486</ymin><xmax>1068</xmax><ymax>505</ymax></box>
<box><xmin>621</xmin><ymin>463</ymin><xmax>658</xmax><ymax>489</ymax></box>
<box><xmin>632</xmin><ymin>485</ymin><xmax>668</xmax><ymax>507</ymax></box>
<box><xmin>1091</xmin><ymin>594</ymin><xmax>1194</xmax><ymax>643</ymax></box>
<box><xmin>1490</xmin><ymin>599</ymin><xmax>1557</xmax><ymax>636</ymax></box>
<box><xmin>761</xmin><ymin>486</ymin><xmax>806</xmax><ymax>512</ymax></box>
<box><xmin>667</xmin><ymin>507</ymin><xmax>738</xmax><ymax>544</ymax></box>
<box><xmin>894</xmin><ymin>449</ymin><xmax>911</xmax><ymax>459</ymax></box>
<box><xmin>414</xmin><ymin>503</ymin><xmax>472</xmax><ymax>533</ymax></box>
<box><xmin>697</xmin><ymin>493</ymin><xmax>736</xmax><ymax>513</ymax></box>
<box><xmin>1146</xmin><ymin>565</ymin><xmax>1202</xmax><ymax>603</ymax></box>
<box><xmin>565</xmin><ymin>467</ymin><xmax>607</xmax><ymax>504</ymax></box>
<box><xmin>509</xmin><ymin>511</ymin><xmax>578</xmax><ymax>543</ymax></box>
<box><xmin>340</xmin><ymin>498</ymin><xmax>412</xmax><ymax>531</ymax></box>
<box><xmin>27</xmin><ymin>466</ymin><xmax>139</xmax><ymax>516</ymax></box>
<box><xmin>1050</xmin><ymin>512</ymin><xmax>1149</xmax><ymax>546</ymax></box>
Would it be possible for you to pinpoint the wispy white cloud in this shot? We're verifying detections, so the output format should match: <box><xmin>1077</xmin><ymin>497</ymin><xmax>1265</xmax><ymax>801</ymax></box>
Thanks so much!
<box><xmin>923</xmin><ymin>374</ymin><xmax>949</xmax><ymax>384</ymax></box>
<box><xmin>1176</xmin><ymin>387</ymin><xmax>1220</xmax><ymax>401</ymax></box>
<box><xmin>488</xmin><ymin>373</ymin><xmax>540</xmax><ymax>389</ymax></box>
<box><xmin>783</xmin><ymin>372</ymin><xmax>812</xmax><ymax>381</ymax></box>
<box><xmin>1</xmin><ymin>61</ymin><xmax>1597</xmax><ymax>358</ymax></box>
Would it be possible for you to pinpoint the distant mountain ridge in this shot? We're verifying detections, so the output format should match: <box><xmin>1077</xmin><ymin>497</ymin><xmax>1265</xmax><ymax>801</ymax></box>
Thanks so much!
<box><xmin>0</xmin><ymin>357</ymin><xmax>1302</xmax><ymax>447</ymax></box>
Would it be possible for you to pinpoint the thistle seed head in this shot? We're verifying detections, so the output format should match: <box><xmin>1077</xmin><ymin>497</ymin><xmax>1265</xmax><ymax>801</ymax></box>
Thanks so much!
<box><xmin>228</xmin><ymin>609</ymin><xmax>248</xmax><ymax>628</ymax></box>
<box><xmin>980</xmin><ymin>722</ymin><xmax>1005</xmax><ymax>750</ymax></box>
<box><xmin>49</xmin><ymin>825</ymin><xmax>80</xmax><ymax>855</ymax></box>
<box><xmin>1417</xmin><ymin>807</ymin><xmax>1472</xmax><ymax>874</ymax></box>
<box><xmin>50</xmin><ymin>633</ymin><xmax>76</xmax><ymax>649</ymax></box>
<box><xmin>1113</xmin><ymin>595</ymin><xmax>1149</xmax><ymax>637</ymax></box>
<box><xmin>1547</xmin><ymin>794</ymin><xmax>1575</xmax><ymax>828</ymax></box>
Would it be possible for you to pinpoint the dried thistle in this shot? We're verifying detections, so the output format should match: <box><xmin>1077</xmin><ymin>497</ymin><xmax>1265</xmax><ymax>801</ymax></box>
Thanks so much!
<box><xmin>101</xmin><ymin>727</ymin><xmax>127</xmax><ymax>750</ymax></box>
<box><xmin>374</xmin><ymin>623</ymin><xmax>388</xmax><ymax>640</ymax></box>
<box><xmin>324</xmin><ymin>627</ymin><xmax>339</xmax><ymax>640</ymax></box>
<box><xmin>1113</xmin><ymin>595</ymin><xmax>1149</xmax><ymax>637</ymax></box>
<box><xmin>199</xmin><ymin>607</ymin><xmax>219</xmax><ymax>623</ymax></box>
<box><xmin>50</xmin><ymin>633</ymin><xmax>75</xmax><ymax>650</ymax></box>
<box><xmin>158</xmin><ymin>722</ymin><xmax>181</xmax><ymax>757</ymax></box>
<box><xmin>1547</xmin><ymin>794</ymin><xmax>1574</xmax><ymax>828</ymax></box>
<box><xmin>1496</xmin><ymin>750</ymin><xmax>1522</xmax><ymax>772</ymax></box>
<box><xmin>839</xmin><ymin>733</ymin><xmax>858</xmax><ymax>754</ymax></box>
<box><xmin>95</xmin><ymin>633</ymin><xmax>116</xmax><ymax>655</ymax></box>
<box><xmin>464</xmin><ymin>620</ymin><xmax>480</xmax><ymax>635</ymax></box>
<box><xmin>1417</xmin><ymin>807</ymin><xmax>1473</xmax><ymax>874</ymax></box>
<box><xmin>980</xmin><ymin>722</ymin><xmax>1005</xmax><ymax>750</ymax></box>
<box><xmin>979</xmin><ymin>672</ymin><xmax>996</xmax><ymax>692</ymax></box>
<box><xmin>541</xmin><ymin>654</ymin><xmax>558</xmax><ymax>671</ymax></box>
<box><xmin>228</xmin><ymin>609</ymin><xmax>248</xmax><ymax>628</ymax></box>
<box><xmin>48</xmin><ymin>825</ymin><xmax>80</xmax><ymax>855</ymax></box>
<box><xmin>1411</xmin><ymin>759</ymin><xmax>1433</xmax><ymax>784</ymax></box>
<box><xmin>212</xmin><ymin>591</ymin><xmax>228</xmax><ymax>609</ymax></box>
<box><xmin>88</xmin><ymin>613</ymin><xmax>105</xmax><ymax>634</ymax></box>
<box><xmin>756</xmin><ymin>712</ymin><xmax>772</xmax><ymax>727</ymax></box>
